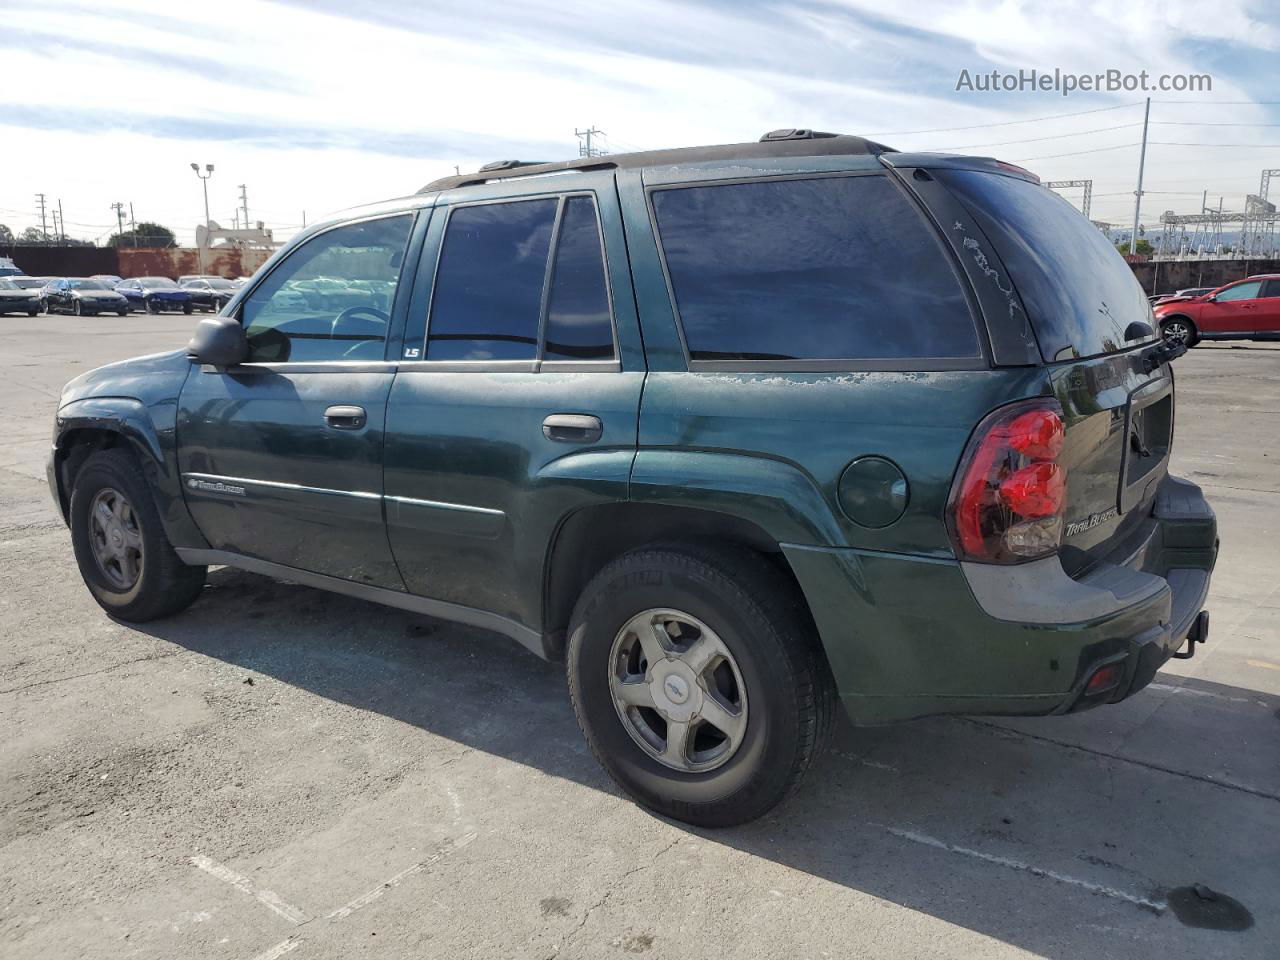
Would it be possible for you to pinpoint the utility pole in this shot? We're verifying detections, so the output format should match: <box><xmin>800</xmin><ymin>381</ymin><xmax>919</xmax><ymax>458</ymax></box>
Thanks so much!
<box><xmin>57</xmin><ymin>198</ymin><xmax>65</xmax><ymax>244</ymax></box>
<box><xmin>35</xmin><ymin>193</ymin><xmax>49</xmax><ymax>241</ymax></box>
<box><xmin>110</xmin><ymin>201</ymin><xmax>126</xmax><ymax>243</ymax></box>
<box><xmin>575</xmin><ymin>126</ymin><xmax>607</xmax><ymax>158</ymax></box>
<box><xmin>238</xmin><ymin>183</ymin><xmax>249</xmax><ymax>230</ymax></box>
<box><xmin>129</xmin><ymin>202</ymin><xmax>137</xmax><ymax>246</ymax></box>
<box><xmin>302</xmin><ymin>210</ymin><xmax>307</xmax><ymax>228</ymax></box>
<box><xmin>1129</xmin><ymin>97</ymin><xmax>1151</xmax><ymax>256</ymax></box>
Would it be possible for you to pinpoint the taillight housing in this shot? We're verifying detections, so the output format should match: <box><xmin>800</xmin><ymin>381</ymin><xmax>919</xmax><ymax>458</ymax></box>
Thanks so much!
<box><xmin>947</xmin><ymin>399</ymin><xmax>1067</xmax><ymax>564</ymax></box>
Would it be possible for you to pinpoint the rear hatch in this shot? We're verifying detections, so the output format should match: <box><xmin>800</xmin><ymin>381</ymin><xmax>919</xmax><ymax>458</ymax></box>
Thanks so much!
<box><xmin>931</xmin><ymin>166</ymin><xmax>1173</xmax><ymax>575</ymax></box>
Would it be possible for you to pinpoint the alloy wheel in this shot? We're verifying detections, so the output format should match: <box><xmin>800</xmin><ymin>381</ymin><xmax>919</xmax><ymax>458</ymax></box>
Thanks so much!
<box><xmin>1163</xmin><ymin>320</ymin><xmax>1191</xmax><ymax>343</ymax></box>
<box><xmin>608</xmin><ymin>608</ymin><xmax>748</xmax><ymax>772</ymax></box>
<box><xmin>88</xmin><ymin>487</ymin><xmax>143</xmax><ymax>590</ymax></box>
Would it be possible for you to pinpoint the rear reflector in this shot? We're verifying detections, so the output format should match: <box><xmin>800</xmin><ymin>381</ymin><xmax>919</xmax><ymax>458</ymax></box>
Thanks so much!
<box><xmin>1085</xmin><ymin>663</ymin><xmax>1123</xmax><ymax>696</ymax></box>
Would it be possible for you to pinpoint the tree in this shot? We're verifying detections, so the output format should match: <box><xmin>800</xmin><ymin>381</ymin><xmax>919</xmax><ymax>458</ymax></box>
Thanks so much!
<box><xmin>18</xmin><ymin>227</ymin><xmax>46</xmax><ymax>243</ymax></box>
<box><xmin>1118</xmin><ymin>238</ymin><xmax>1153</xmax><ymax>256</ymax></box>
<box><xmin>0</xmin><ymin>223</ymin><xmax>12</xmax><ymax>244</ymax></box>
<box><xmin>107</xmin><ymin>222</ymin><xmax>178</xmax><ymax>248</ymax></box>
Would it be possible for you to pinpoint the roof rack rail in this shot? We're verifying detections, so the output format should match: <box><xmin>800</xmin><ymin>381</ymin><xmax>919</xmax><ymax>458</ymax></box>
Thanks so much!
<box><xmin>759</xmin><ymin>128</ymin><xmax>839</xmax><ymax>142</ymax></box>
<box><xmin>478</xmin><ymin>160</ymin><xmax>549</xmax><ymax>173</ymax></box>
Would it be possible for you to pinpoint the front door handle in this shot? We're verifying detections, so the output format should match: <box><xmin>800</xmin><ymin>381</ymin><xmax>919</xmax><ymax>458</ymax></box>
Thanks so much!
<box><xmin>324</xmin><ymin>404</ymin><xmax>367</xmax><ymax>430</ymax></box>
<box><xmin>543</xmin><ymin>413</ymin><xmax>602</xmax><ymax>443</ymax></box>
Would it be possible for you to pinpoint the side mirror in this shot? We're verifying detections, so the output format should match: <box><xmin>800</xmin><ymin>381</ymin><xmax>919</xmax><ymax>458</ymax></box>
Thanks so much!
<box><xmin>187</xmin><ymin>315</ymin><xmax>248</xmax><ymax>366</ymax></box>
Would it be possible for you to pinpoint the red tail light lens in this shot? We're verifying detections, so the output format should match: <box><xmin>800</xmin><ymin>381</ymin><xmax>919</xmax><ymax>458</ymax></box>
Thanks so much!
<box><xmin>949</xmin><ymin>399</ymin><xmax>1067</xmax><ymax>563</ymax></box>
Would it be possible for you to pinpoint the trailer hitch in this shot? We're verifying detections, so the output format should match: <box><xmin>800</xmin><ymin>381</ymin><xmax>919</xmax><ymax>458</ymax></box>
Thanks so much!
<box><xmin>1172</xmin><ymin>610</ymin><xmax>1209</xmax><ymax>660</ymax></box>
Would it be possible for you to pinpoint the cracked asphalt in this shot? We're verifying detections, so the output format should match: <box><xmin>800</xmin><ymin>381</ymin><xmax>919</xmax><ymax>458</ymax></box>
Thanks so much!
<box><xmin>1</xmin><ymin>315</ymin><xmax>1277</xmax><ymax>959</ymax></box>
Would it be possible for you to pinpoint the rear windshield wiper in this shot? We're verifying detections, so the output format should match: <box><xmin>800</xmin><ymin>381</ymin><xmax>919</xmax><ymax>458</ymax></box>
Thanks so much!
<box><xmin>1138</xmin><ymin>337</ymin><xmax>1188</xmax><ymax>374</ymax></box>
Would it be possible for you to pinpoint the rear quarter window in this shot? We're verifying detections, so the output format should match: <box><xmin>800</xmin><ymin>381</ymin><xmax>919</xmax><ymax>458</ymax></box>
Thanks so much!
<box><xmin>650</xmin><ymin>175</ymin><xmax>980</xmax><ymax>364</ymax></box>
<box><xmin>936</xmin><ymin>169</ymin><xmax>1155</xmax><ymax>360</ymax></box>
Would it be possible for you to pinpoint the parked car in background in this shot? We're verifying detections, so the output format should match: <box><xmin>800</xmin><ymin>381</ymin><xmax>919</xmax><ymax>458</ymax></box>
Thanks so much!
<box><xmin>1154</xmin><ymin>275</ymin><xmax>1280</xmax><ymax>344</ymax></box>
<box><xmin>92</xmin><ymin>274</ymin><xmax>124</xmax><ymax>286</ymax></box>
<box><xmin>47</xmin><ymin>133</ymin><xmax>1214</xmax><ymax>827</ymax></box>
<box><xmin>44</xmin><ymin>278</ymin><xmax>130</xmax><ymax>317</ymax></box>
<box><xmin>1153</xmin><ymin>286</ymin><xmax>1214</xmax><ymax>305</ymax></box>
<box><xmin>0</xmin><ymin>256</ymin><xmax>23</xmax><ymax>277</ymax></box>
<box><xmin>0</xmin><ymin>277</ymin><xmax>41</xmax><ymax>315</ymax></box>
<box><xmin>115</xmin><ymin>277</ymin><xmax>194</xmax><ymax>314</ymax></box>
<box><xmin>14</xmin><ymin>276</ymin><xmax>56</xmax><ymax>293</ymax></box>
<box><xmin>181</xmin><ymin>276</ymin><xmax>237</xmax><ymax>312</ymax></box>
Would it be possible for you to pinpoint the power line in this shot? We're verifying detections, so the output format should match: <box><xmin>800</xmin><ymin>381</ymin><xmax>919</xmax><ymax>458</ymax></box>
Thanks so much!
<box><xmin>1148</xmin><ymin>140</ymin><xmax>1280</xmax><ymax>148</ymax></box>
<box><xmin>866</xmin><ymin>101</ymin><xmax>1144</xmax><ymax>137</ymax></box>
<box><xmin>1013</xmin><ymin>142</ymin><xmax>1141</xmax><ymax>162</ymax></box>
<box><xmin>936</xmin><ymin>122</ymin><xmax>1141</xmax><ymax>151</ymax></box>
<box><xmin>1153</xmin><ymin>121</ymin><xmax>1280</xmax><ymax>127</ymax></box>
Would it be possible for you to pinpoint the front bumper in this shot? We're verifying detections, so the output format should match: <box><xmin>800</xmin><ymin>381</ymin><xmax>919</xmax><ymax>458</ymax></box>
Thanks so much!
<box><xmin>783</xmin><ymin>473</ymin><xmax>1217</xmax><ymax>725</ymax></box>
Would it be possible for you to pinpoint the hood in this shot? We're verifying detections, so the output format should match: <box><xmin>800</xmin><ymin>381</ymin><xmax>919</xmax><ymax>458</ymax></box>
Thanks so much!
<box><xmin>0</xmin><ymin>289</ymin><xmax>36</xmax><ymax>298</ymax></box>
<box><xmin>74</xmin><ymin>288</ymin><xmax>126</xmax><ymax>298</ymax></box>
<box><xmin>1154</xmin><ymin>295</ymin><xmax>1199</xmax><ymax>309</ymax></box>
<box><xmin>59</xmin><ymin>348</ymin><xmax>192</xmax><ymax>410</ymax></box>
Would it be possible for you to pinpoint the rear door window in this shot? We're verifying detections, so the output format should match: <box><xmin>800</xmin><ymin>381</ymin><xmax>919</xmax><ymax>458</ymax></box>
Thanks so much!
<box><xmin>650</xmin><ymin>175</ymin><xmax>979</xmax><ymax>363</ymax></box>
<box><xmin>426</xmin><ymin>195</ymin><xmax>616</xmax><ymax>362</ymax></box>
<box><xmin>428</xmin><ymin>199</ymin><xmax>557</xmax><ymax>360</ymax></box>
<box><xmin>936</xmin><ymin>169</ymin><xmax>1155</xmax><ymax>360</ymax></box>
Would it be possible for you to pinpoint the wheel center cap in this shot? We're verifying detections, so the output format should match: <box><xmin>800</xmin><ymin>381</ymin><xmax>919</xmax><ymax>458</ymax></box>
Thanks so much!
<box><xmin>663</xmin><ymin>675</ymin><xmax>690</xmax><ymax>704</ymax></box>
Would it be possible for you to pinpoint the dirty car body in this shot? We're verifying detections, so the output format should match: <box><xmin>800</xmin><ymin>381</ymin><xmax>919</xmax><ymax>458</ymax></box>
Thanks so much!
<box><xmin>48</xmin><ymin>131</ymin><xmax>1217</xmax><ymax>825</ymax></box>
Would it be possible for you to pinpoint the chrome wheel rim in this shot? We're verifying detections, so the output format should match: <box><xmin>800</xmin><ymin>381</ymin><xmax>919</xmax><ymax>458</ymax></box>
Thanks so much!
<box><xmin>608</xmin><ymin>608</ymin><xmax>748</xmax><ymax>773</ymax></box>
<box><xmin>1163</xmin><ymin>320</ymin><xmax>1190</xmax><ymax>343</ymax></box>
<box><xmin>88</xmin><ymin>487</ymin><xmax>143</xmax><ymax>590</ymax></box>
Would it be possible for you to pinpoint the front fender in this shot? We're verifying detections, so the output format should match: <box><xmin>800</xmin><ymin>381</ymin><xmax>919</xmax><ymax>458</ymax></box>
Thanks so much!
<box><xmin>52</xmin><ymin>396</ymin><xmax>209</xmax><ymax>549</ymax></box>
<box><xmin>629</xmin><ymin>449</ymin><xmax>845</xmax><ymax>546</ymax></box>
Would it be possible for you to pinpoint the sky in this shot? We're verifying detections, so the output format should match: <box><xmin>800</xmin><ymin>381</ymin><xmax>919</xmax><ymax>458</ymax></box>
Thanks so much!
<box><xmin>1</xmin><ymin>0</ymin><xmax>1278</xmax><ymax>247</ymax></box>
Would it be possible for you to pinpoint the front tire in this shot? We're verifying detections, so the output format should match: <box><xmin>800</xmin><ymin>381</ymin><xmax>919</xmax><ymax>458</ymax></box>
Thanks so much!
<box><xmin>73</xmin><ymin>300</ymin><xmax>83</xmax><ymax>316</ymax></box>
<box><xmin>69</xmin><ymin>449</ymin><xmax>206</xmax><ymax>621</ymax></box>
<box><xmin>1161</xmin><ymin>316</ymin><xmax>1198</xmax><ymax>346</ymax></box>
<box><xmin>567</xmin><ymin>544</ymin><xmax>834</xmax><ymax>827</ymax></box>
<box><xmin>183</xmin><ymin>302</ymin><xmax>194</xmax><ymax>315</ymax></box>
<box><xmin>147</xmin><ymin>299</ymin><xmax>160</xmax><ymax>315</ymax></box>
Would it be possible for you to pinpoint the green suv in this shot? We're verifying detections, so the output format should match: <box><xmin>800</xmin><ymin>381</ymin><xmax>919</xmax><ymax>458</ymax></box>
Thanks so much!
<box><xmin>48</xmin><ymin>131</ymin><xmax>1217</xmax><ymax>826</ymax></box>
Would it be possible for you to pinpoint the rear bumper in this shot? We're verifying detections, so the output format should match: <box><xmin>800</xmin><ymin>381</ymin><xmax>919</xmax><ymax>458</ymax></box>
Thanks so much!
<box><xmin>783</xmin><ymin>473</ymin><xmax>1217</xmax><ymax>724</ymax></box>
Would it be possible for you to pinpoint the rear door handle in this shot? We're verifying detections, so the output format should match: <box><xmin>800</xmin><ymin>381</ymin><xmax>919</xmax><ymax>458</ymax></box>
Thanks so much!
<box><xmin>324</xmin><ymin>405</ymin><xmax>367</xmax><ymax>430</ymax></box>
<box><xmin>542</xmin><ymin>413</ymin><xmax>602</xmax><ymax>443</ymax></box>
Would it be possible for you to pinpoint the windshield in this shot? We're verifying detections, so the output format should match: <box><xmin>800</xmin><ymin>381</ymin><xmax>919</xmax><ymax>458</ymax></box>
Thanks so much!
<box><xmin>936</xmin><ymin>169</ymin><xmax>1156</xmax><ymax>360</ymax></box>
<box><xmin>68</xmin><ymin>279</ymin><xmax>108</xmax><ymax>290</ymax></box>
<box><xmin>0</xmin><ymin>279</ymin><xmax>18</xmax><ymax>290</ymax></box>
<box><xmin>140</xmin><ymin>278</ymin><xmax>177</xmax><ymax>289</ymax></box>
<box><xmin>13</xmin><ymin>278</ymin><xmax>44</xmax><ymax>289</ymax></box>
<box><xmin>206</xmin><ymin>278</ymin><xmax>235</xmax><ymax>289</ymax></box>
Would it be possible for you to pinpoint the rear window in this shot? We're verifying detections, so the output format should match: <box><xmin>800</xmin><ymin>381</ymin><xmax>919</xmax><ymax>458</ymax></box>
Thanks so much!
<box><xmin>650</xmin><ymin>175</ymin><xmax>979</xmax><ymax>363</ymax></box>
<box><xmin>936</xmin><ymin>169</ymin><xmax>1154</xmax><ymax>360</ymax></box>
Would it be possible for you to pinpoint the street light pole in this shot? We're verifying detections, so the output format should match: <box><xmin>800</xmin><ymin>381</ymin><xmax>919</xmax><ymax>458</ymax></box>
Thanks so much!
<box><xmin>190</xmin><ymin>162</ymin><xmax>214</xmax><ymax>272</ymax></box>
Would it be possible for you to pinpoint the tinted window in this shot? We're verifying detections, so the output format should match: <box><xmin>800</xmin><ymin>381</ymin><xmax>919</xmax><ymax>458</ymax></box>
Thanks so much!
<box><xmin>544</xmin><ymin>197</ymin><xmax>614</xmax><ymax>361</ymax></box>
<box><xmin>428</xmin><ymin>199</ymin><xmax>557</xmax><ymax>360</ymax></box>
<box><xmin>1216</xmin><ymin>280</ymin><xmax>1262</xmax><ymax>302</ymax></box>
<box><xmin>938</xmin><ymin>169</ymin><xmax>1154</xmax><ymax>360</ymax></box>
<box><xmin>241</xmin><ymin>214</ymin><xmax>412</xmax><ymax>363</ymax></box>
<box><xmin>1263</xmin><ymin>280</ymin><xmax>1280</xmax><ymax>299</ymax></box>
<box><xmin>651</xmin><ymin>176</ymin><xmax>977</xmax><ymax>362</ymax></box>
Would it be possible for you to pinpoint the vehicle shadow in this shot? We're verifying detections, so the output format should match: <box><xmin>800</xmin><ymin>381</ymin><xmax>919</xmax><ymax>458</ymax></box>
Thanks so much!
<box><xmin>137</xmin><ymin>567</ymin><xmax>1279</xmax><ymax>959</ymax></box>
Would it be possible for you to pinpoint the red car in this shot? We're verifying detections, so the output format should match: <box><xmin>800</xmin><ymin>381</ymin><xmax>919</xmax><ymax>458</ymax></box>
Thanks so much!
<box><xmin>1153</xmin><ymin>274</ymin><xmax>1280</xmax><ymax>345</ymax></box>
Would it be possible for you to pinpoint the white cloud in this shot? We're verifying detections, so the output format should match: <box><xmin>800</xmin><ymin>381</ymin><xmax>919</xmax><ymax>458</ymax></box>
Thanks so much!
<box><xmin>0</xmin><ymin>0</ymin><xmax>1277</xmax><ymax>243</ymax></box>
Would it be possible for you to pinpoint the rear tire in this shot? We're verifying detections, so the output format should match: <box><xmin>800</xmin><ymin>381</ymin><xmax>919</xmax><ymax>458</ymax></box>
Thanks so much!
<box><xmin>147</xmin><ymin>299</ymin><xmax>160</xmax><ymax>315</ymax></box>
<box><xmin>28</xmin><ymin>309</ymin><xmax>38</xmax><ymax>317</ymax></box>
<box><xmin>69</xmin><ymin>448</ymin><xmax>206</xmax><ymax>622</ymax></box>
<box><xmin>566</xmin><ymin>544</ymin><xmax>834</xmax><ymax>827</ymax></box>
<box><xmin>1161</xmin><ymin>316</ymin><xmax>1198</xmax><ymax>347</ymax></box>
<box><xmin>183</xmin><ymin>303</ymin><xmax>194</xmax><ymax>315</ymax></box>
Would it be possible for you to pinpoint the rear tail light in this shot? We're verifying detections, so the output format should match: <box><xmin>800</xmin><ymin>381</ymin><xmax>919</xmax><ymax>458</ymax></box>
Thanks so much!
<box><xmin>948</xmin><ymin>399</ymin><xmax>1067</xmax><ymax>563</ymax></box>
